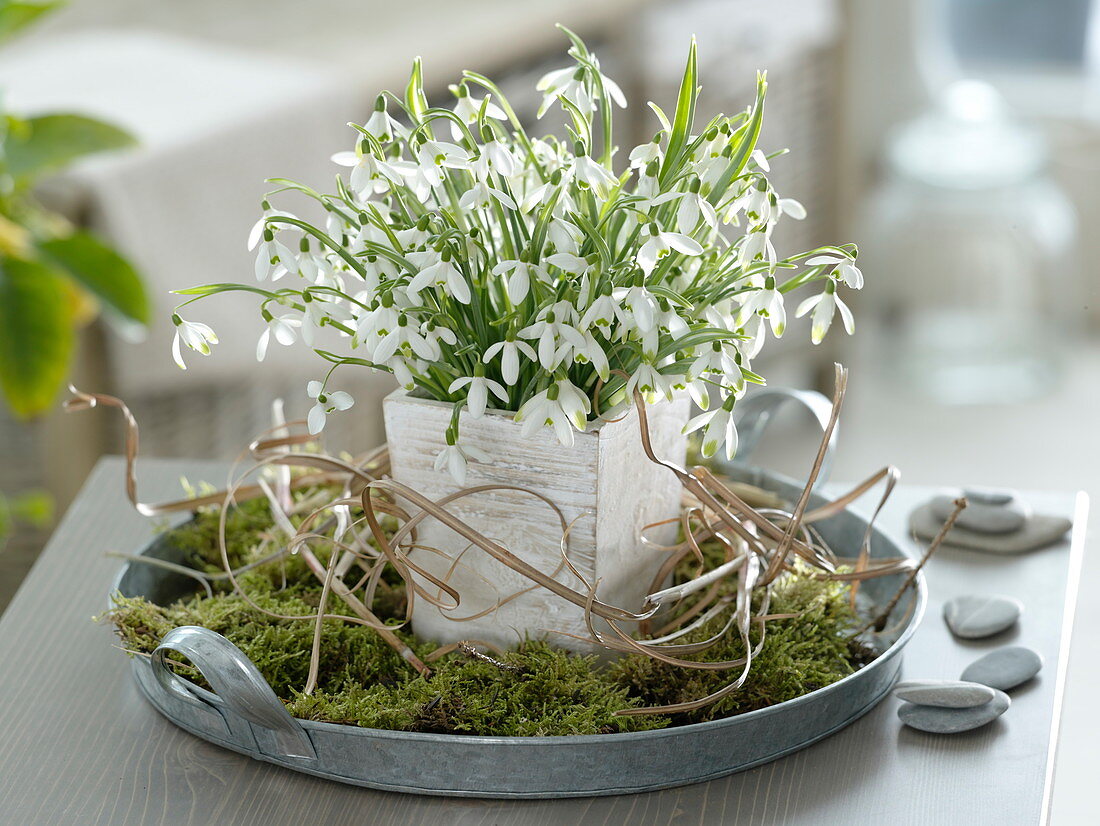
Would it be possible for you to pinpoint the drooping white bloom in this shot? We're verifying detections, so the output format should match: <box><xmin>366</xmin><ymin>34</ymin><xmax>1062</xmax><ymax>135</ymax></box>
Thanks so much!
<box><xmin>778</xmin><ymin>197</ymin><xmax>806</xmax><ymax>220</ymax></box>
<box><xmin>536</xmin><ymin>66</ymin><xmax>593</xmax><ymax>116</ymax></box>
<box><xmin>331</xmin><ymin>147</ymin><xmax>391</xmax><ymax>196</ymax></box>
<box><xmin>451</xmin><ymin>88</ymin><xmax>506</xmax><ymax>140</ymax></box>
<box><xmin>256</xmin><ymin>313</ymin><xmax>302</xmax><ymax>361</ymax></box>
<box><xmin>807</xmin><ymin>254</ymin><xmax>864</xmax><ymax>289</ymax></box>
<box><xmin>251</xmin><ymin>227</ymin><xmax>296</xmax><ymax>282</ymax></box>
<box><xmin>573</xmin><ymin>154</ymin><xmax>618</xmax><ymax>200</ymax></box>
<box><xmin>491</xmin><ymin>259</ymin><xmax>543</xmax><ymax>304</ymax></box>
<box><xmin>448</xmin><ymin>371</ymin><xmax>509</xmax><ymax>418</ymax></box>
<box><xmin>406</xmin><ymin>256</ymin><xmax>471</xmax><ymax>304</ymax></box>
<box><xmin>626</xmin><ymin>359</ymin><xmax>675</xmax><ymax>402</ymax></box>
<box><xmin>469</xmin><ymin>139</ymin><xmax>516</xmax><ymax>180</ymax></box>
<box><xmin>363</xmin><ymin>96</ymin><xmax>405</xmax><ymax>141</ymax></box>
<box><xmin>736</xmin><ymin>279</ymin><xmax>786</xmax><ymax>337</ymax></box>
<box><xmin>483</xmin><ymin>338</ymin><xmax>537</xmax><ymax>385</ymax></box>
<box><xmin>171</xmin><ymin>315</ymin><xmax>218</xmax><ymax>370</ymax></box>
<box><xmin>683</xmin><ymin>398</ymin><xmax>739</xmax><ymax>460</ymax></box>
<box><xmin>306</xmin><ymin>380</ymin><xmax>354</xmax><ymax>435</ymax></box>
<box><xmin>459</xmin><ymin>180</ymin><xmax>517</xmax><ymax>211</ymax></box>
<box><xmin>637</xmin><ymin>224</ymin><xmax>703</xmax><ymax>276</ymax></box>
<box><xmin>514</xmin><ymin>379</ymin><xmax>590</xmax><ymax>446</ymax></box>
<box><xmin>518</xmin><ymin>303</ymin><xmax>585</xmax><ymax>369</ymax></box>
<box><xmin>795</xmin><ymin>284</ymin><xmax>855</xmax><ymax>345</ymax></box>
<box><xmin>434</xmin><ymin>439</ymin><xmax>491</xmax><ymax>485</ymax></box>
<box><xmin>629</xmin><ymin>139</ymin><xmax>663</xmax><ymax>169</ymax></box>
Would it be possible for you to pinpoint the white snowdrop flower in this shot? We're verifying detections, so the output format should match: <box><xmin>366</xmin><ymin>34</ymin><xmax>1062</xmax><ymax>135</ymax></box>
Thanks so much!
<box><xmin>519</xmin><ymin>304</ymin><xmax>586</xmax><ymax>369</ymax></box>
<box><xmin>546</xmin><ymin>217</ymin><xmax>583</xmax><ymax>255</ymax></box>
<box><xmin>459</xmin><ymin>180</ymin><xmax>517</xmax><ymax>211</ymax></box>
<box><xmin>491</xmin><ymin>259</ymin><xmax>544</xmax><ymax>304</ymax></box>
<box><xmin>562</xmin><ymin>330</ymin><xmax>609</xmax><ymax>381</ymax></box>
<box><xmin>573</xmin><ymin>154</ymin><xmax>618</xmax><ymax>200</ymax></box>
<box><xmin>543</xmin><ymin>252</ymin><xmax>588</xmax><ymax>275</ymax></box>
<box><xmin>406</xmin><ymin>254</ymin><xmax>471</xmax><ymax>304</ymax></box>
<box><xmin>451</xmin><ymin>87</ymin><xmax>506</xmax><ymax>140</ymax></box>
<box><xmin>515</xmin><ymin>379</ymin><xmax>590</xmax><ymax>446</ymax></box>
<box><xmin>298</xmin><ymin>292</ymin><xmax>335</xmax><ymax>346</ymax></box>
<box><xmin>536</xmin><ymin>66</ymin><xmax>593</xmax><ymax>117</ymax></box>
<box><xmin>256</xmin><ymin>312</ymin><xmax>301</xmax><ymax>361</ymax></box>
<box><xmin>625</xmin><ymin>360</ymin><xmax>674</xmax><ymax>403</ymax></box>
<box><xmin>355</xmin><ymin>300</ymin><xmax>399</xmax><ymax>348</ymax></box>
<box><xmin>629</xmin><ymin>139</ymin><xmax>663</xmax><ymax>169</ymax></box>
<box><xmin>750</xmin><ymin>149</ymin><xmax>771</xmax><ymax>172</ymax></box>
<box><xmin>579</xmin><ymin>290</ymin><xmax>626</xmax><ymax>333</ymax></box>
<box><xmin>469</xmin><ymin>139</ymin><xmax>516</xmax><ymax>180</ymax></box>
<box><xmin>331</xmin><ymin>146</ymin><xmax>390</xmax><ymax>196</ymax></box>
<box><xmin>389</xmin><ymin>355</ymin><xmax>418</xmax><ymax>390</ymax></box>
<box><xmin>421</xmin><ymin>321</ymin><xmax>457</xmax><ymax>360</ymax></box>
<box><xmin>795</xmin><ymin>282</ymin><xmax>855</xmax><ymax>345</ymax></box>
<box><xmin>449</xmin><ymin>368</ymin><xmax>509</xmax><ymax>418</ymax></box>
<box><xmin>171</xmin><ymin>315</ymin><xmax>218</xmax><ymax>370</ymax></box>
<box><xmin>674</xmin><ymin>190</ymin><xmax>719</xmax><ymax>234</ymax></box>
<box><xmin>689</xmin><ymin>341</ymin><xmax>746</xmax><ymax>392</ymax></box>
<box><xmin>306</xmin><ymin>380</ymin><xmax>354</xmax><ymax>435</ymax></box>
<box><xmin>683</xmin><ymin>396</ymin><xmax>738</xmax><ymax>460</ymax></box>
<box><xmin>372</xmin><ymin>313</ymin><xmax>438</xmax><ymax>362</ymax></box>
<box><xmin>247</xmin><ymin>204</ymin><xmax>293</xmax><ymax>252</ymax></box>
<box><xmin>434</xmin><ymin>438</ymin><xmax>491</xmax><ymax>485</ymax></box>
<box><xmin>778</xmin><ymin>197</ymin><xmax>806</xmax><ymax>220</ymax></box>
<box><xmin>251</xmin><ymin>227</ymin><xmax>296</xmax><ymax>282</ymax></box>
<box><xmin>363</xmin><ymin>96</ymin><xmax>406</xmax><ymax>141</ymax></box>
<box><xmin>736</xmin><ymin>278</ymin><xmax>786</xmax><ymax>337</ymax></box>
<box><xmin>807</xmin><ymin>254</ymin><xmax>863</xmax><ymax>289</ymax></box>
<box><xmin>483</xmin><ymin>337</ymin><xmax>537</xmax><ymax>385</ymax></box>
<box><xmin>737</xmin><ymin>229</ymin><xmax>776</xmax><ymax>270</ymax></box>
<box><xmin>637</xmin><ymin>224</ymin><xmax>703</xmax><ymax>276</ymax></box>
<box><xmin>613</xmin><ymin>282</ymin><xmax>661</xmax><ymax>332</ymax></box>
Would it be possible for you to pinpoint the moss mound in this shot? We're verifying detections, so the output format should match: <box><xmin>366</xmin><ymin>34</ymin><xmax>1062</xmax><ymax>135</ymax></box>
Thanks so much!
<box><xmin>109</xmin><ymin>498</ymin><xmax>865</xmax><ymax>736</ymax></box>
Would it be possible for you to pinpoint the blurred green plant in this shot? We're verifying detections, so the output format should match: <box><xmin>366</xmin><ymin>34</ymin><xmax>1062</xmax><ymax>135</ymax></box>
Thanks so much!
<box><xmin>0</xmin><ymin>0</ymin><xmax>147</xmax><ymax>418</ymax></box>
<box><xmin>0</xmin><ymin>486</ymin><xmax>52</xmax><ymax>550</ymax></box>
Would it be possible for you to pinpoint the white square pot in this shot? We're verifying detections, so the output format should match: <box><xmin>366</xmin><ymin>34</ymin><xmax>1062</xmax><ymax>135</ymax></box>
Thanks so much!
<box><xmin>382</xmin><ymin>389</ymin><xmax>688</xmax><ymax>653</ymax></box>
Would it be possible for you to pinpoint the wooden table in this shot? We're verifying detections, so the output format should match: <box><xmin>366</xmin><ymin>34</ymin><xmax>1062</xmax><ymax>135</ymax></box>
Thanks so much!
<box><xmin>0</xmin><ymin>458</ymin><xmax>1087</xmax><ymax>825</ymax></box>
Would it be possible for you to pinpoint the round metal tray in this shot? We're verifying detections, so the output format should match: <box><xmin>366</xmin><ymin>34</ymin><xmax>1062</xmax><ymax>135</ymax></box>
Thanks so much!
<box><xmin>114</xmin><ymin>465</ymin><xmax>925</xmax><ymax>798</ymax></box>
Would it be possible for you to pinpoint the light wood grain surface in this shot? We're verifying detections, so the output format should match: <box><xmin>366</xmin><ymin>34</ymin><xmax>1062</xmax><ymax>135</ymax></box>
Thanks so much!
<box><xmin>0</xmin><ymin>457</ymin><xmax>1085</xmax><ymax>825</ymax></box>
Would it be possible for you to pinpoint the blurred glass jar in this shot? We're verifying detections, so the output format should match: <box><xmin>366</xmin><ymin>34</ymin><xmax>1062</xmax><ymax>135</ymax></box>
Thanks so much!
<box><xmin>858</xmin><ymin>80</ymin><xmax>1078</xmax><ymax>404</ymax></box>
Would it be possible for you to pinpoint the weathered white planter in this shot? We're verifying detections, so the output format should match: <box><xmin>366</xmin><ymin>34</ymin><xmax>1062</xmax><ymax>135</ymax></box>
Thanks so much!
<box><xmin>382</xmin><ymin>389</ymin><xmax>688</xmax><ymax>653</ymax></box>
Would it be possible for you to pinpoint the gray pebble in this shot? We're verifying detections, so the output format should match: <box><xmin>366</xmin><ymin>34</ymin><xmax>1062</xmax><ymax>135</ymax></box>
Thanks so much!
<box><xmin>898</xmin><ymin>689</ymin><xmax>1010</xmax><ymax>734</ymax></box>
<box><xmin>930</xmin><ymin>490</ymin><xmax>1027</xmax><ymax>534</ymax></box>
<box><xmin>944</xmin><ymin>594</ymin><xmax>1022</xmax><ymax>639</ymax></box>
<box><xmin>961</xmin><ymin>646</ymin><xmax>1043</xmax><ymax>691</ymax></box>
<box><xmin>894</xmin><ymin>680</ymin><xmax>996</xmax><ymax>708</ymax></box>
<box><xmin>909</xmin><ymin>503</ymin><xmax>1072</xmax><ymax>554</ymax></box>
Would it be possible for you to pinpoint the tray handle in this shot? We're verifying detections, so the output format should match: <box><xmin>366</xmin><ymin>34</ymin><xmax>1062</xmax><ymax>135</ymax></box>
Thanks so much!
<box><xmin>731</xmin><ymin>387</ymin><xmax>838</xmax><ymax>484</ymax></box>
<box><xmin>151</xmin><ymin>625</ymin><xmax>316</xmax><ymax>760</ymax></box>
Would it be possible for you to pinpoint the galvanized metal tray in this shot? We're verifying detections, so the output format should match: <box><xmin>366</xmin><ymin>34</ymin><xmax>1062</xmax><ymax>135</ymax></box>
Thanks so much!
<box><xmin>113</xmin><ymin>464</ymin><xmax>925</xmax><ymax>799</ymax></box>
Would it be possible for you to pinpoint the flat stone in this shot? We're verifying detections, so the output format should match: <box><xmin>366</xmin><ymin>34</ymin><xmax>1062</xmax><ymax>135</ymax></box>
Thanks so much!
<box><xmin>930</xmin><ymin>490</ymin><xmax>1027</xmax><ymax>534</ymax></box>
<box><xmin>894</xmin><ymin>680</ymin><xmax>997</xmax><ymax>708</ymax></box>
<box><xmin>943</xmin><ymin>594</ymin><xmax>1022</xmax><ymax>639</ymax></box>
<box><xmin>898</xmin><ymin>690</ymin><xmax>1010</xmax><ymax>734</ymax></box>
<box><xmin>909</xmin><ymin>503</ymin><xmax>1072</xmax><ymax>554</ymax></box>
<box><xmin>961</xmin><ymin>646</ymin><xmax>1044</xmax><ymax>691</ymax></box>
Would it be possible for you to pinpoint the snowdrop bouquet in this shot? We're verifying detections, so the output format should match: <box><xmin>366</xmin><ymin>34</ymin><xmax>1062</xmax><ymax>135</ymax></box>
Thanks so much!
<box><xmin>171</xmin><ymin>29</ymin><xmax>862</xmax><ymax>480</ymax></box>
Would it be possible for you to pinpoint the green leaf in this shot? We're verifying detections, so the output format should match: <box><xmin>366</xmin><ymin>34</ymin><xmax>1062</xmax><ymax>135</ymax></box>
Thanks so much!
<box><xmin>38</xmin><ymin>230</ymin><xmax>149</xmax><ymax>326</ymax></box>
<box><xmin>0</xmin><ymin>257</ymin><xmax>74</xmax><ymax>418</ymax></box>
<box><xmin>4</xmin><ymin>113</ymin><xmax>136</xmax><ymax>178</ymax></box>
<box><xmin>0</xmin><ymin>1</ymin><xmax>62</xmax><ymax>43</ymax></box>
<box><xmin>708</xmin><ymin>73</ymin><xmax>768</xmax><ymax>205</ymax></box>
<box><xmin>660</xmin><ymin>37</ymin><xmax>698</xmax><ymax>183</ymax></box>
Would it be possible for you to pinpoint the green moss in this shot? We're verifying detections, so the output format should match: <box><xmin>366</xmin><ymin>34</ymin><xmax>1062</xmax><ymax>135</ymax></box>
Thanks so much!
<box><xmin>107</xmin><ymin>498</ymin><xmax>867</xmax><ymax>736</ymax></box>
<box><xmin>606</xmin><ymin>569</ymin><xmax>860</xmax><ymax>725</ymax></box>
